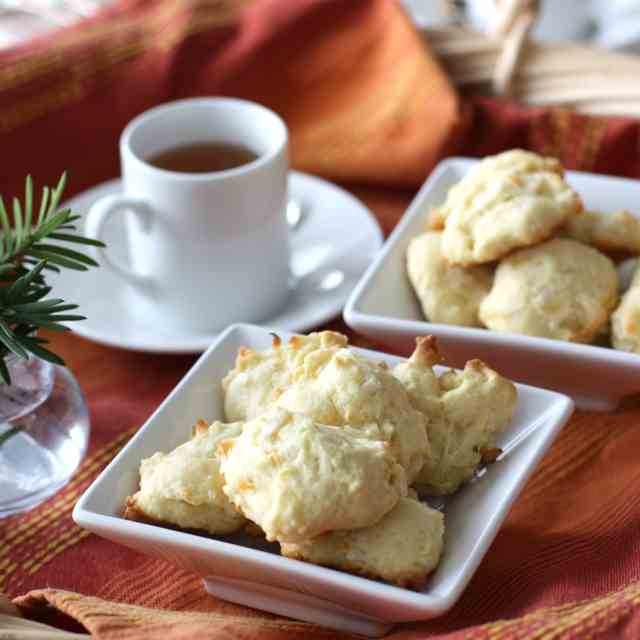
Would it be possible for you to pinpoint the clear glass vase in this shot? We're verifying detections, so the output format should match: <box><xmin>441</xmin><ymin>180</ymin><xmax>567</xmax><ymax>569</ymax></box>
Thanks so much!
<box><xmin>0</xmin><ymin>356</ymin><xmax>90</xmax><ymax>518</ymax></box>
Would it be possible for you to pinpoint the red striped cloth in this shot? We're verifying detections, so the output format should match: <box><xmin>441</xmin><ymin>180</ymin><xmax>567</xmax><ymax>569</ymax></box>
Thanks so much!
<box><xmin>2</xmin><ymin>1</ymin><xmax>640</xmax><ymax>638</ymax></box>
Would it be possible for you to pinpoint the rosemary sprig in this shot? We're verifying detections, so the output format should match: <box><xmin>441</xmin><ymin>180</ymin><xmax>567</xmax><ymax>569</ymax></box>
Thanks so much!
<box><xmin>0</xmin><ymin>174</ymin><xmax>104</xmax><ymax>384</ymax></box>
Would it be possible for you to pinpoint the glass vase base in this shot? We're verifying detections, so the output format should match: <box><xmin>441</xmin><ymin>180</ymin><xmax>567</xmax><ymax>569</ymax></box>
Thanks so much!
<box><xmin>0</xmin><ymin>365</ymin><xmax>90</xmax><ymax>518</ymax></box>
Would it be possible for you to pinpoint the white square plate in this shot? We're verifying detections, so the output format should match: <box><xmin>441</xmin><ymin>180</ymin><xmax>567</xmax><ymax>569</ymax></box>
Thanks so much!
<box><xmin>344</xmin><ymin>158</ymin><xmax>640</xmax><ymax>412</ymax></box>
<box><xmin>73</xmin><ymin>323</ymin><xmax>573</xmax><ymax>637</ymax></box>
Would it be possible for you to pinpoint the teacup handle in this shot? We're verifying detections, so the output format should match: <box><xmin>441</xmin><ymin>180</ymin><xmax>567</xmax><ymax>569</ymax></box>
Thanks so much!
<box><xmin>85</xmin><ymin>195</ymin><xmax>154</xmax><ymax>287</ymax></box>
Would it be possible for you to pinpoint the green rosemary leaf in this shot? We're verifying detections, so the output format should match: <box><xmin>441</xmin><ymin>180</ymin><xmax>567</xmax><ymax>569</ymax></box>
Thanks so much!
<box><xmin>19</xmin><ymin>335</ymin><xmax>48</xmax><ymax>345</ymax></box>
<box><xmin>17</xmin><ymin>318</ymin><xmax>83</xmax><ymax>332</ymax></box>
<box><xmin>24</xmin><ymin>175</ymin><xmax>33</xmax><ymax>234</ymax></box>
<box><xmin>0</xmin><ymin>424</ymin><xmax>21</xmax><ymax>443</ymax></box>
<box><xmin>44</xmin><ymin>314</ymin><xmax>86</xmax><ymax>322</ymax></box>
<box><xmin>29</xmin><ymin>243</ymin><xmax>99</xmax><ymax>267</ymax></box>
<box><xmin>13</xmin><ymin>197</ymin><xmax>23</xmax><ymax>251</ymax></box>
<box><xmin>25</xmin><ymin>249</ymin><xmax>88</xmax><ymax>271</ymax></box>
<box><xmin>19</xmin><ymin>286</ymin><xmax>52</xmax><ymax>303</ymax></box>
<box><xmin>41</xmin><ymin>302</ymin><xmax>78</xmax><ymax>312</ymax></box>
<box><xmin>46</xmin><ymin>172</ymin><xmax>67</xmax><ymax>219</ymax></box>
<box><xmin>22</xmin><ymin>341</ymin><xmax>65</xmax><ymax>365</ymax></box>
<box><xmin>31</xmin><ymin>208</ymin><xmax>71</xmax><ymax>241</ymax></box>
<box><xmin>0</xmin><ymin>358</ymin><xmax>10</xmax><ymax>385</ymax></box>
<box><xmin>37</xmin><ymin>186</ymin><xmax>50</xmax><ymax>227</ymax></box>
<box><xmin>47</xmin><ymin>233</ymin><xmax>106</xmax><ymax>248</ymax></box>
<box><xmin>12</xmin><ymin>266</ymin><xmax>48</xmax><ymax>285</ymax></box>
<box><xmin>12</xmin><ymin>299</ymin><xmax>66</xmax><ymax>313</ymax></box>
<box><xmin>19</xmin><ymin>260</ymin><xmax>49</xmax><ymax>282</ymax></box>
<box><xmin>0</xmin><ymin>172</ymin><xmax>104</xmax><ymax>384</ymax></box>
<box><xmin>0</xmin><ymin>197</ymin><xmax>11</xmax><ymax>258</ymax></box>
<box><xmin>25</xmin><ymin>321</ymin><xmax>70</xmax><ymax>332</ymax></box>
<box><xmin>0</xmin><ymin>319</ymin><xmax>28</xmax><ymax>358</ymax></box>
<box><xmin>40</xmin><ymin>303</ymin><xmax>79</xmax><ymax>313</ymax></box>
<box><xmin>21</xmin><ymin>258</ymin><xmax>58</xmax><ymax>274</ymax></box>
<box><xmin>6</xmin><ymin>260</ymin><xmax>46</xmax><ymax>302</ymax></box>
<box><xmin>13</xmin><ymin>310</ymin><xmax>81</xmax><ymax>325</ymax></box>
<box><xmin>47</xmin><ymin>175</ymin><xmax>61</xmax><ymax>216</ymax></box>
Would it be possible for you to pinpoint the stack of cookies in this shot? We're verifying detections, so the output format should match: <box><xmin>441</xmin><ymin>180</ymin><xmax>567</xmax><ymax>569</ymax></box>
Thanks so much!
<box><xmin>125</xmin><ymin>331</ymin><xmax>517</xmax><ymax>588</ymax></box>
<box><xmin>408</xmin><ymin>150</ymin><xmax>640</xmax><ymax>352</ymax></box>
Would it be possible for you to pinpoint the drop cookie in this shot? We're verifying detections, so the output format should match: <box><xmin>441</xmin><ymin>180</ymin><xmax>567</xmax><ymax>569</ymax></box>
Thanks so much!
<box><xmin>437</xmin><ymin>150</ymin><xmax>582</xmax><ymax>265</ymax></box>
<box><xmin>479</xmin><ymin>238</ymin><xmax>618</xmax><ymax>342</ymax></box>
<box><xmin>407</xmin><ymin>231</ymin><xmax>493</xmax><ymax>326</ymax></box>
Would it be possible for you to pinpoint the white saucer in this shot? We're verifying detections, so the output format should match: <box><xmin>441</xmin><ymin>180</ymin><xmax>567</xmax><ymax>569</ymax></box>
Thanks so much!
<box><xmin>50</xmin><ymin>172</ymin><xmax>383</xmax><ymax>353</ymax></box>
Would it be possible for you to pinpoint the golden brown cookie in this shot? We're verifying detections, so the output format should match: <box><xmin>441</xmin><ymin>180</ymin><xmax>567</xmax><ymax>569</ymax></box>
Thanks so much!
<box><xmin>222</xmin><ymin>331</ymin><xmax>347</xmax><ymax>421</ymax></box>
<box><xmin>281</xmin><ymin>497</ymin><xmax>444</xmax><ymax>589</ymax></box>
<box><xmin>125</xmin><ymin>420</ymin><xmax>245</xmax><ymax>535</ymax></box>
<box><xmin>612</xmin><ymin>263</ymin><xmax>640</xmax><ymax>353</ymax></box>
<box><xmin>562</xmin><ymin>210</ymin><xmax>640</xmax><ymax>257</ymax></box>
<box><xmin>479</xmin><ymin>238</ymin><xmax>618</xmax><ymax>343</ymax></box>
<box><xmin>276</xmin><ymin>345</ymin><xmax>430</xmax><ymax>481</ymax></box>
<box><xmin>407</xmin><ymin>231</ymin><xmax>493</xmax><ymax>326</ymax></box>
<box><xmin>394</xmin><ymin>337</ymin><xmax>517</xmax><ymax>496</ymax></box>
<box><xmin>437</xmin><ymin>150</ymin><xmax>581</xmax><ymax>265</ymax></box>
<box><xmin>218</xmin><ymin>407</ymin><xmax>407</xmax><ymax>543</ymax></box>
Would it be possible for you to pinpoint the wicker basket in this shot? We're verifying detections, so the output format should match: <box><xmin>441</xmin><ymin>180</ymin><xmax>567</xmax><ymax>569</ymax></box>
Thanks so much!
<box><xmin>423</xmin><ymin>0</ymin><xmax>640</xmax><ymax>117</ymax></box>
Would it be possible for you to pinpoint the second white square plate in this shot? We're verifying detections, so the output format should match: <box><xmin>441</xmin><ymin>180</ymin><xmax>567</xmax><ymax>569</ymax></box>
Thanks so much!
<box><xmin>344</xmin><ymin>158</ymin><xmax>640</xmax><ymax>411</ymax></box>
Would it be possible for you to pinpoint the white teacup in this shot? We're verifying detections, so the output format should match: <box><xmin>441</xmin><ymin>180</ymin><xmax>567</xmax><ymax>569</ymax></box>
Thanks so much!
<box><xmin>85</xmin><ymin>97</ymin><xmax>290</xmax><ymax>334</ymax></box>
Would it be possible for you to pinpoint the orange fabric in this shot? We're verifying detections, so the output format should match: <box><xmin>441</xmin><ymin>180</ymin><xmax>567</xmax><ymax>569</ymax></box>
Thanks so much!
<box><xmin>0</xmin><ymin>0</ymin><xmax>466</xmax><ymax>201</ymax></box>
<box><xmin>1</xmin><ymin>0</ymin><xmax>640</xmax><ymax>638</ymax></box>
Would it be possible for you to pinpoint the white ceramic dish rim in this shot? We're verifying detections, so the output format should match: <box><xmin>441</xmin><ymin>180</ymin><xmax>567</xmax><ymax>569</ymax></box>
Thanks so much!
<box><xmin>73</xmin><ymin>322</ymin><xmax>574</xmax><ymax>620</ymax></box>
<box><xmin>343</xmin><ymin>158</ymin><xmax>640</xmax><ymax>370</ymax></box>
